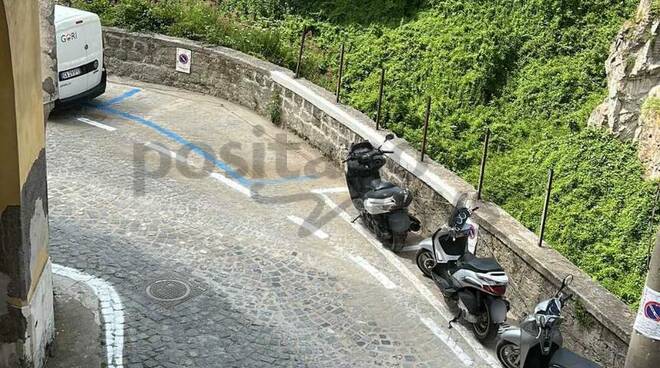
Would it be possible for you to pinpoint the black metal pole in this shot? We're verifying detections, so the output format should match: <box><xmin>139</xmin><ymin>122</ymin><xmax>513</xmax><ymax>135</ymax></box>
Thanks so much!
<box><xmin>295</xmin><ymin>28</ymin><xmax>307</xmax><ymax>79</ymax></box>
<box><xmin>477</xmin><ymin>129</ymin><xmax>490</xmax><ymax>200</ymax></box>
<box><xmin>335</xmin><ymin>43</ymin><xmax>345</xmax><ymax>103</ymax></box>
<box><xmin>375</xmin><ymin>68</ymin><xmax>385</xmax><ymax>130</ymax></box>
<box><xmin>420</xmin><ymin>96</ymin><xmax>431</xmax><ymax>162</ymax></box>
<box><xmin>538</xmin><ymin>168</ymin><xmax>554</xmax><ymax>247</ymax></box>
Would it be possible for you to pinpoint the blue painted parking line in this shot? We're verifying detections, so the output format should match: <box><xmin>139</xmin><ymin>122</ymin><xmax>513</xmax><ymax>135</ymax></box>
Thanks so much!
<box><xmin>89</xmin><ymin>88</ymin><xmax>318</xmax><ymax>186</ymax></box>
<box><xmin>95</xmin><ymin>104</ymin><xmax>252</xmax><ymax>186</ymax></box>
<box><xmin>96</xmin><ymin>88</ymin><xmax>142</xmax><ymax>107</ymax></box>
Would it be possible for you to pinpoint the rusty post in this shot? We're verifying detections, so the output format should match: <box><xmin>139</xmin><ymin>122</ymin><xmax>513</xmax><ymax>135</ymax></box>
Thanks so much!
<box><xmin>375</xmin><ymin>68</ymin><xmax>385</xmax><ymax>130</ymax></box>
<box><xmin>476</xmin><ymin>128</ymin><xmax>491</xmax><ymax>200</ymax></box>
<box><xmin>420</xmin><ymin>96</ymin><xmax>431</xmax><ymax>162</ymax></box>
<box><xmin>538</xmin><ymin>168</ymin><xmax>554</xmax><ymax>247</ymax></box>
<box><xmin>336</xmin><ymin>43</ymin><xmax>345</xmax><ymax>103</ymax></box>
<box><xmin>295</xmin><ymin>28</ymin><xmax>307</xmax><ymax>79</ymax></box>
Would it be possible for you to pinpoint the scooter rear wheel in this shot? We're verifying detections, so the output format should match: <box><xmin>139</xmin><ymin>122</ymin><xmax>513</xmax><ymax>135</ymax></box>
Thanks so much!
<box><xmin>473</xmin><ymin>302</ymin><xmax>499</xmax><ymax>341</ymax></box>
<box><xmin>390</xmin><ymin>232</ymin><xmax>407</xmax><ymax>252</ymax></box>
<box><xmin>496</xmin><ymin>341</ymin><xmax>520</xmax><ymax>368</ymax></box>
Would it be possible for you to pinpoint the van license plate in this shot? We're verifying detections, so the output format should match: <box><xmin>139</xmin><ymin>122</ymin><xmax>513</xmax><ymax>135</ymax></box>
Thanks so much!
<box><xmin>61</xmin><ymin>68</ymin><xmax>82</xmax><ymax>80</ymax></box>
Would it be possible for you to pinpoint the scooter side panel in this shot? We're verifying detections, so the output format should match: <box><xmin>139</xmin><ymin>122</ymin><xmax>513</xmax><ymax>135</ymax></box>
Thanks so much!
<box><xmin>387</xmin><ymin>210</ymin><xmax>411</xmax><ymax>233</ymax></box>
<box><xmin>489</xmin><ymin>298</ymin><xmax>508</xmax><ymax>324</ymax></box>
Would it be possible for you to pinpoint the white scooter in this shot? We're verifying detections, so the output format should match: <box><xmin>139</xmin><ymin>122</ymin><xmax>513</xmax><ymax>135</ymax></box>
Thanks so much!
<box><xmin>416</xmin><ymin>206</ymin><xmax>509</xmax><ymax>341</ymax></box>
<box><xmin>496</xmin><ymin>275</ymin><xmax>601</xmax><ymax>368</ymax></box>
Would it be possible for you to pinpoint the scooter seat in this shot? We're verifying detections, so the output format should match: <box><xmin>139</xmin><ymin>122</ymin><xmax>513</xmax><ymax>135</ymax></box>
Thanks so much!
<box><xmin>549</xmin><ymin>348</ymin><xmax>601</xmax><ymax>368</ymax></box>
<box><xmin>460</xmin><ymin>254</ymin><xmax>503</xmax><ymax>273</ymax></box>
<box><xmin>364</xmin><ymin>187</ymin><xmax>403</xmax><ymax>199</ymax></box>
<box><xmin>371</xmin><ymin>179</ymin><xmax>396</xmax><ymax>191</ymax></box>
<box><xmin>364</xmin><ymin>180</ymin><xmax>404</xmax><ymax>199</ymax></box>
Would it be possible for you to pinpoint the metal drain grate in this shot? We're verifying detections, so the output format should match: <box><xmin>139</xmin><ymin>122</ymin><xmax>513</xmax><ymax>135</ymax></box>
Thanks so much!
<box><xmin>138</xmin><ymin>273</ymin><xmax>207</xmax><ymax>308</ymax></box>
<box><xmin>146</xmin><ymin>279</ymin><xmax>191</xmax><ymax>302</ymax></box>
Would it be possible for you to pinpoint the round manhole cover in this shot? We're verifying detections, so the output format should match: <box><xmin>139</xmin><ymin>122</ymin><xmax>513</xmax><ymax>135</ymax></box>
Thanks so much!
<box><xmin>146</xmin><ymin>279</ymin><xmax>191</xmax><ymax>302</ymax></box>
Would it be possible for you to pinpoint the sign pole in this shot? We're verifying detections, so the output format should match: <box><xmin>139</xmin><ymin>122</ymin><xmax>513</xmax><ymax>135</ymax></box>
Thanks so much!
<box><xmin>625</xmin><ymin>231</ymin><xmax>660</xmax><ymax>368</ymax></box>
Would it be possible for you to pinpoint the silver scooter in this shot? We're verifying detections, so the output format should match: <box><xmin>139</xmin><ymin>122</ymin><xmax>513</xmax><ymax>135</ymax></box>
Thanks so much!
<box><xmin>416</xmin><ymin>206</ymin><xmax>509</xmax><ymax>341</ymax></box>
<box><xmin>496</xmin><ymin>275</ymin><xmax>601</xmax><ymax>368</ymax></box>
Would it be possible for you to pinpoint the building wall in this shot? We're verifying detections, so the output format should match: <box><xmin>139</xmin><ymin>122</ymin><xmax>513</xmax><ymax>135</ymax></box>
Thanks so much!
<box><xmin>102</xmin><ymin>27</ymin><xmax>635</xmax><ymax>367</ymax></box>
<box><xmin>0</xmin><ymin>1</ymin><xmax>54</xmax><ymax>367</ymax></box>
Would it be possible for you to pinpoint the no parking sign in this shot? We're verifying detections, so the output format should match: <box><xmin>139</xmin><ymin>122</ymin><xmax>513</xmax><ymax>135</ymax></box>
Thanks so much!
<box><xmin>176</xmin><ymin>48</ymin><xmax>192</xmax><ymax>74</ymax></box>
<box><xmin>634</xmin><ymin>286</ymin><xmax>660</xmax><ymax>340</ymax></box>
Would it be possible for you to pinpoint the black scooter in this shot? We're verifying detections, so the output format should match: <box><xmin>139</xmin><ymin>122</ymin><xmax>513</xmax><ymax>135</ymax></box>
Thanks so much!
<box><xmin>344</xmin><ymin>134</ymin><xmax>421</xmax><ymax>251</ymax></box>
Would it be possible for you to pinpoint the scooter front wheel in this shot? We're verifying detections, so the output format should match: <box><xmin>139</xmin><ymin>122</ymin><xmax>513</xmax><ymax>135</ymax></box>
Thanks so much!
<box><xmin>496</xmin><ymin>341</ymin><xmax>521</xmax><ymax>368</ymax></box>
<box><xmin>416</xmin><ymin>249</ymin><xmax>435</xmax><ymax>278</ymax></box>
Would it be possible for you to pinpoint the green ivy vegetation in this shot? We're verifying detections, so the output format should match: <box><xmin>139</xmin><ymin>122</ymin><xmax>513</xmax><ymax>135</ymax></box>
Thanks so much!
<box><xmin>68</xmin><ymin>0</ymin><xmax>658</xmax><ymax>307</ymax></box>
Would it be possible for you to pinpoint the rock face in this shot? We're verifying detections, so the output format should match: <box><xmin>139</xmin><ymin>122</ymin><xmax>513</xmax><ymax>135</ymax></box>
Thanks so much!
<box><xmin>589</xmin><ymin>0</ymin><xmax>660</xmax><ymax>178</ymax></box>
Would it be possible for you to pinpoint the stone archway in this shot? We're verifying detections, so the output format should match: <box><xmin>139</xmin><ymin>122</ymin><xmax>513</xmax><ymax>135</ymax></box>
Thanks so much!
<box><xmin>0</xmin><ymin>1</ymin><xmax>54</xmax><ymax>367</ymax></box>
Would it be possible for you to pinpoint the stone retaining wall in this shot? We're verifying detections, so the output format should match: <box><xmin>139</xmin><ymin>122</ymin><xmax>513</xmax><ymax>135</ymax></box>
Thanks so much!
<box><xmin>103</xmin><ymin>27</ymin><xmax>635</xmax><ymax>366</ymax></box>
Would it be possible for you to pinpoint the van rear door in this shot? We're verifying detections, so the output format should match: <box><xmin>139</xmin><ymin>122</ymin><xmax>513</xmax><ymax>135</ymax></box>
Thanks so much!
<box><xmin>55</xmin><ymin>7</ymin><xmax>103</xmax><ymax>100</ymax></box>
<box><xmin>56</xmin><ymin>12</ymin><xmax>89</xmax><ymax>99</ymax></box>
<box><xmin>82</xmin><ymin>16</ymin><xmax>103</xmax><ymax>91</ymax></box>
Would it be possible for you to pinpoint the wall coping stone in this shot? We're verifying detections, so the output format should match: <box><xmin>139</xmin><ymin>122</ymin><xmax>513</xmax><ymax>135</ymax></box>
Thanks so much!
<box><xmin>272</xmin><ymin>69</ymin><xmax>634</xmax><ymax>343</ymax></box>
<box><xmin>103</xmin><ymin>27</ymin><xmax>636</xmax><ymax>345</ymax></box>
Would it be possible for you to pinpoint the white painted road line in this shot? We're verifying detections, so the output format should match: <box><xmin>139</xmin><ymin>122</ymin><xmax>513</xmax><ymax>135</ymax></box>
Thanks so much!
<box><xmin>318</xmin><ymin>194</ymin><xmax>354</xmax><ymax>223</ymax></box>
<box><xmin>145</xmin><ymin>141</ymin><xmax>182</xmax><ymax>162</ymax></box>
<box><xmin>420</xmin><ymin>316</ymin><xmax>474</xmax><ymax>366</ymax></box>
<box><xmin>144</xmin><ymin>142</ymin><xmax>253</xmax><ymax>198</ymax></box>
<box><xmin>348</xmin><ymin>254</ymin><xmax>397</xmax><ymax>289</ymax></box>
<box><xmin>317</xmin><ymin>193</ymin><xmax>501</xmax><ymax>368</ymax></box>
<box><xmin>287</xmin><ymin>215</ymin><xmax>330</xmax><ymax>240</ymax></box>
<box><xmin>52</xmin><ymin>263</ymin><xmax>125</xmax><ymax>368</ymax></box>
<box><xmin>311</xmin><ymin>187</ymin><xmax>349</xmax><ymax>194</ymax></box>
<box><xmin>210</xmin><ymin>173</ymin><xmax>253</xmax><ymax>198</ymax></box>
<box><xmin>77</xmin><ymin>117</ymin><xmax>117</xmax><ymax>131</ymax></box>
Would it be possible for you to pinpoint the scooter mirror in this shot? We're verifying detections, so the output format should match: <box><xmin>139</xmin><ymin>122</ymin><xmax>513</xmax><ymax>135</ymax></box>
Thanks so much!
<box><xmin>559</xmin><ymin>275</ymin><xmax>573</xmax><ymax>293</ymax></box>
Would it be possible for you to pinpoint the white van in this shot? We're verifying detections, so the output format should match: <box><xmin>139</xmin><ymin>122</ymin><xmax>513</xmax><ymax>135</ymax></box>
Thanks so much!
<box><xmin>54</xmin><ymin>5</ymin><xmax>106</xmax><ymax>107</ymax></box>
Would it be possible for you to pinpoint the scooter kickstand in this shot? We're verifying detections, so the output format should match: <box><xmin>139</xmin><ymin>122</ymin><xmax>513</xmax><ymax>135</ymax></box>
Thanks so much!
<box><xmin>351</xmin><ymin>214</ymin><xmax>362</xmax><ymax>223</ymax></box>
<box><xmin>448</xmin><ymin>310</ymin><xmax>462</xmax><ymax>329</ymax></box>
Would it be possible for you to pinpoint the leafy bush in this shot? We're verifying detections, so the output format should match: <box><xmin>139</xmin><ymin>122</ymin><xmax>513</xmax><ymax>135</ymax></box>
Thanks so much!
<box><xmin>71</xmin><ymin>0</ymin><xmax>658</xmax><ymax>307</ymax></box>
<box><xmin>479</xmin><ymin>130</ymin><xmax>655</xmax><ymax>305</ymax></box>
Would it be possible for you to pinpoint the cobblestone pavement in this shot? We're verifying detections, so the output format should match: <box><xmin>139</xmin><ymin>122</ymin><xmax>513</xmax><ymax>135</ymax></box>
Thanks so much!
<box><xmin>46</xmin><ymin>77</ymin><xmax>498</xmax><ymax>368</ymax></box>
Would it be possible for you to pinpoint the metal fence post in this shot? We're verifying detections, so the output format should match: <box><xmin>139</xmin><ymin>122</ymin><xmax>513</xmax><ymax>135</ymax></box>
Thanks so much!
<box><xmin>538</xmin><ymin>168</ymin><xmax>554</xmax><ymax>247</ymax></box>
<box><xmin>420</xmin><ymin>96</ymin><xmax>431</xmax><ymax>162</ymax></box>
<box><xmin>336</xmin><ymin>43</ymin><xmax>345</xmax><ymax>103</ymax></box>
<box><xmin>476</xmin><ymin>129</ymin><xmax>491</xmax><ymax>200</ymax></box>
<box><xmin>375</xmin><ymin>68</ymin><xmax>385</xmax><ymax>130</ymax></box>
<box><xmin>295</xmin><ymin>28</ymin><xmax>307</xmax><ymax>79</ymax></box>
